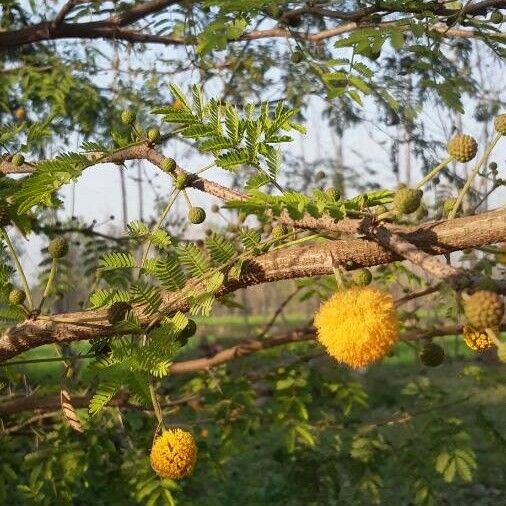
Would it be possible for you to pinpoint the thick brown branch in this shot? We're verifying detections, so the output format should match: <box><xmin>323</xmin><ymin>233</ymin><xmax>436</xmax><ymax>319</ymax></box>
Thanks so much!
<box><xmin>370</xmin><ymin>225</ymin><xmax>462</xmax><ymax>282</ymax></box>
<box><xmin>1</xmin><ymin>0</ymin><xmax>504</xmax><ymax>49</ymax></box>
<box><xmin>0</xmin><ymin>209</ymin><xmax>504</xmax><ymax>362</ymax></box>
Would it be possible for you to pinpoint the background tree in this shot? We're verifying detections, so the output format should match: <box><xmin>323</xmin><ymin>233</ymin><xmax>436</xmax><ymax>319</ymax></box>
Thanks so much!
<box><xmin>0</xmin><ymin>1</ymin><xmax>505</xmax><ymax>505</ymax></box>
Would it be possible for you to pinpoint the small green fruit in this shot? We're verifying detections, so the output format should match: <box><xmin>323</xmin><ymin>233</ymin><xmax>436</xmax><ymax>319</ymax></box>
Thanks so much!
<box><xmin>178</xmin><ymin>319</ymin><xmax>197</xmax><ymax>345</ymax></box>
<box><xmin>48</xmin><ymin>236</ymin><xmax>69</xmax><ymax>259</ymax></box>
<box><xmin>393</xmin><ymin>188</ymin><xmax>423</xmax><ymax>215</ymax></box>
<box><xmin>147</xmin><ymin>128</ymin><xmax>160</xmax><ymax>144</ymax></box>
<box><xmin>11</xmin><ymin>153</ymin><xmax>25</xmax><ymax>166</ymax></box>
<box><xmin>420</xmin><ymin>342</ymin><xmax>445</xmax><ymax>367</ymax></box>
<box><xmin>161</xmin><ymin>158</ymin><xmax>176</xmax><ymax>173</ymax></box>
<box><xmin>8</xmin><ymin>288</ymin><xmax>26</xmax><ymax>305</ymax></box>
<box><xmin>107</xmin><ymin>301</ymin><xmax>132</xmax><ymax>325</ymax></box>
<box><xmin>271</xmin><ymin>224</ymin><xmax>288</xmax><ymax>240</ymax></box>
<box><xmin>324</xmin><ymin>187</ymin><xmax>341</xmax><ymax>201</ymax></box>
<box><xmin>352</xmin><ymin>268</ymin><xmax>372</xmax><ymax>286</ymax></box>
<box><xmin>175</xmin><ymin>173</ymin><xmax>189</xmax><ymax>190</ymax></box>
<box><xmin>290</xmin><ymin>51</ymin><xmax>304</xmax><ymax>64</ymax></box>
<box><xmin>490</xmin><ymin>10</ymin><xmax>503</xmax><ymax>24</ymax></box>
<box><xmin>121</xmin><ymin>110</ymin><xmax>136</xmax><ymax>125</ymax></box>
<box><xmin>188</xmin><ymin>207</ymin><xmax>206</xmax><ymax>224</ymax></box>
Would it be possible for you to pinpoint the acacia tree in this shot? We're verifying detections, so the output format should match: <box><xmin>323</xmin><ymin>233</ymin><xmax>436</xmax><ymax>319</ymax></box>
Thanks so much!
<box><xmin>0</xmin><ymin>1</ymin><xmax>505</xmax><ymax>505</ymax></box>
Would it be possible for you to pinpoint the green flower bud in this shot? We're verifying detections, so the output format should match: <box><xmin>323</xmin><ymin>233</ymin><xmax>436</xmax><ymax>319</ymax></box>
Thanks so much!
<box><xmin>188</xmin><ymin>207</ymin><xmax>206</xmax><ymax>224</ymax></box>
<box><xmin>147</xmin><ymin>128</ymin><xmax>161</xmax><ymax>144</ymax></box>
<box><xmin>161</xmin><ymin>158</ymin><xmax>177</xmax><ymax>173</ymax></box>
<box><xmin>48</xmin><ymin>236</ymin><xmax>69</xmax><ymax>259</ymax></box>
<box><xmin>8</xmin><ymin>288</ymin><xmax>26</xmax><ymax>305</ymax></box>
<box><xmin>175</xmin><ymin>174</ymin><xmax>189</xmax><ymax>190</ymax></box>
<box><xmin>11</xmin><ymin>153</ymin><xmax>25</xmax><ymax>166</ymax></box>
<box><xmin>121</xmin><ymin>110</ymin><xmax>136</xmax><ymax>125</ymax></box>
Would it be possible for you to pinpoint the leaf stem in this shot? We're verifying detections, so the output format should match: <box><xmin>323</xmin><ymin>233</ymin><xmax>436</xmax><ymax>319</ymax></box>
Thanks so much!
<box><xmin>415</xmin><ymin>156</ymin><xmax>454</xmax><ymax>189</ymax></box>
<box><xmin>149</xmin><ymin>378</ymin><xmax>165</xmax><ymax>429</ymax></box>
<box><xmin>1</xmin><ymin>229</ymin><xmax>33</xmax><ymax>310</ymax></box>
<box><xmin>139</xmin><ymin>189</ymin><xmax>179</xmax><ymax>273</ymax></box>
<box><xmin>39</xmin><ymin>258</ymin><xmax>57</xmax><ymax>311</ymax></box>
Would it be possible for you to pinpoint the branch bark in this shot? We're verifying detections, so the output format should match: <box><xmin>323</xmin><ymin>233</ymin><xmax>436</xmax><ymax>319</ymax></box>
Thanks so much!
<box><xmin>0</xmin><ymin>208</ymin><xmax>504</xmax><ymax>362</ymax></box>
<box><xmin>0</xmin><ymin>0</ymin><xmax>504</xmax><ymax>49</ymax></box>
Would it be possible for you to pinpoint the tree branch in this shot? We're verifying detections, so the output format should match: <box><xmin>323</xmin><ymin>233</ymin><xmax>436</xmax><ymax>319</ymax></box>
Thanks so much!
<box><xmin>1</xmin><ymin>0</ymin><xmax>504</xmax><ymax>49</ymax></box>
<box><xmin>0</xmin><ymin>208</ymin><xmax>504</xmax><ymax>362</ymax></box>
<box><xmin>3</xmin><ymin>321</ymin><xmax>504</xmax><ymax>417</ymax></box>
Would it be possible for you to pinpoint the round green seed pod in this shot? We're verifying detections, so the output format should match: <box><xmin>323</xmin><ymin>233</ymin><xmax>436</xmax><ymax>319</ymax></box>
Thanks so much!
<box><xmin>188</xmin><ymin>207</ymin><xmax>206</xmax><ymax>224</ymax></box>
<box><xmin>178</xmin><ymin>319</ymin><xmax>197</xmax><ymax>345</ymax></box>
<box><xmin>175</xmin><ymin>173</ymin><xmax>189</xmax><ymax>190</ymax></box>
<box><xmin>393</xmin><ymin>188</ymin><xmax>423</xmax><ymax>215</ymax></box>
<box><xmin>11</xmin><ymin>153</ymin><xmax>25</xmax><ymax>166</ymax></box>
<box><xmin>324</xmin><ymin>187</ymin><xmax>341</xmax><ymax>201</ymax></box>
<box><xmin>161</xmin><ymin>158</ymin><xmax>176</xmax><ymax>173</ymax></box>
<box><xmin>271</xmin><ymin>224</ymin><xmax>288</xmax><ymax>240</ymax></box>
<box><xmin>265</xmin><ymin>5</ymin><xmax>282</xmax><ymax>18</ymax></box>
<box><xmin>290</xmin><ymin>51</ymin><xmax>304</xmax><ymax>64</ymax></box>
<box><xmin>420</xmin><ymin>342</ymin><xmax>445</xmax><ymax>367</ymax></box>
<box><xmin>315</xmin><ymin>170</ymin><xmax>326</xmax><ymax>181</ymax></box>
<box><xmin>351</xmin><ymin>268</ymin><xmax>372</xmax><ymax>287</ymax></box>
<box><xmin>8</xmin><ymin>288</ymin><xmax>26</xmax><ymax>305</ymax></box>
<box><xmin>107</xmin><ymin>301</ymin><xmax>132</xmax><ymax>325</ymax></box>
<box><xmin>147</xmin><ymin>128</ymin><xmax>161</xmax><ymax>144</ymax></box>
<box><xmin>490</xmin><ymin>10</ymin><xmax>503</xmax><ymax>24</ymax></box>
<box><xmin>48</xmin><ymin>236</ymin><xmax>69</xmax><ymax>259</ymax></box>
<box><xmin>121</xmin><ymin>110</ymin><xmax>136</xmax><ymax>125</ymax></box>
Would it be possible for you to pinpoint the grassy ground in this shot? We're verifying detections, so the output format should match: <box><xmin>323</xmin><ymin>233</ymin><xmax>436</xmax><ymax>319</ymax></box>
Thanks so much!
<box><xmin>2</xmin><ymin>317</ymin><xmax>505</xmax><ymax>505</ymax></box>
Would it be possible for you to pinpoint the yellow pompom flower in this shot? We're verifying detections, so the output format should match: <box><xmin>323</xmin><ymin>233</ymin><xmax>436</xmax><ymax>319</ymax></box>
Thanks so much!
<box><xmin>314</xmin><ymin>286</ymin><xmax>400</xmax><ymax>369</ymax></box>
<box><xmin>150</xmin><ymin>428</ymin><xmax>197</xmax><ymax>479</ymax></box>
<box><xmin>462</xmin><ymin>325</ymin><xmax>495</xmax><ymax>352</ymax></box>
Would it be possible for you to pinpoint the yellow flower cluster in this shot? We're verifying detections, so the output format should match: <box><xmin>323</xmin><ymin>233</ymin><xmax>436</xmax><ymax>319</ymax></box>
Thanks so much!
<box><xmin>314</xmin><ymin>286</ymin><xmax>400</xmax><ymax>369</ymax></box>
<box><xmin>150</xmin><ymin>428</ymin><xmax>197</xmax><ymax>480</ymax></box>
<box><xmin>462</xmin><ymin>325</ymin><xmax>495</xmax><ymax>352</ymax></box>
